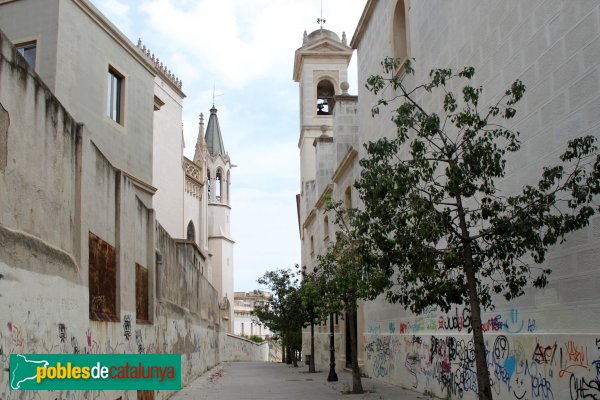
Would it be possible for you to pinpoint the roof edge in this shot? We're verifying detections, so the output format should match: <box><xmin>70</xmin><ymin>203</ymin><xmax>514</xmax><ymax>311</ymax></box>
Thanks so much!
<box><xmin>350</xmin><ymin>0</ymin><xmax>376</xmax><ymax>49</ymax></box>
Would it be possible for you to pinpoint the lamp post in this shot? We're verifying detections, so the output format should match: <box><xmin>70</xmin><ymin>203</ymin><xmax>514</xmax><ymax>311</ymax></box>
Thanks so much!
<box><xmin>327</xmin><ymin>312</ymin><xmax>338</xmax><ymax>381</ymax></box>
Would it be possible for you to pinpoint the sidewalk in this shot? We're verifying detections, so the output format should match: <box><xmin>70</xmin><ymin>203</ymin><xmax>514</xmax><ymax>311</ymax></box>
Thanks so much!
<box><xmin>172</xmin><ymin>361</ymin><xmax>433</xmax><ymax>399</ymax></box>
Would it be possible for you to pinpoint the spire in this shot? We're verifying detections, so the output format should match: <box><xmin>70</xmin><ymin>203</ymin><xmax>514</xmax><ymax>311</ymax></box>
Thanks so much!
<box><xmin>194</xmin><ymin>113</ymin><xmax>207</xmax><ymax>164</ymax></box>
<box><xmin>205</xmin><ymin>106</ymin><xmax>226</xmax><ymax>156</ymax></box>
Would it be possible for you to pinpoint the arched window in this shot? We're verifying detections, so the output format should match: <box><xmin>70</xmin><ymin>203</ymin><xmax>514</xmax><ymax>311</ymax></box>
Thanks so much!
<box><xmin>207</xmin><ymin>169</ymin><xmax>212</xmax><ymax>199</ymax></box>
<box><xmin>393</xmin><ymin>0</ymin><xmax>408</xmax><ymax>63</ymax></box>
<box><xmin>316</xmin><ymin>79</ymin><xmax>335</xmax><ymax>115</ymax></box>
<box><xmin>187</xmin><ymin>220</ymin><xmax>195</xmax><ymax>241</ymax></box>
<box><xmin>323</xmin><ymin>215</ymin><xmax>329</xmax><ymax>241</ymax></box>
<box><xmin>216</xmin><ymin>169</ymin><xmax>223</xmax><ymax>201</ymax></box>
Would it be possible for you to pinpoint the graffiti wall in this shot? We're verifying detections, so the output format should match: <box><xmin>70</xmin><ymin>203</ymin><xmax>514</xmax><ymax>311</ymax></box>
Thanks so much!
<box><xmin>302</xmin><ymin>324</ymin><xmax>343</xmax><ymax>371</ymax></box>
<box><xmin>362</xmin><ymin>306</ymin><xmax>600</xmax><ymax>399</ymax></box>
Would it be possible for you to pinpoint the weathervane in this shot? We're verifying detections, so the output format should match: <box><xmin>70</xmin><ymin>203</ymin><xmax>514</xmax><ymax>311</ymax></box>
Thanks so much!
<box><xmin>317</xmin><ymin>0</ymin><xmax>326</xmax><ymax>28</ymax></box>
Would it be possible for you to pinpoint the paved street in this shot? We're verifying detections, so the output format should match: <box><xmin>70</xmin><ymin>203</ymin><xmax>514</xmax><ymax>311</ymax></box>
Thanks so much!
<box><xmin>173</xmin><ymin>361</ymin><xmax>430</xmax><ymax>399</ymax></box>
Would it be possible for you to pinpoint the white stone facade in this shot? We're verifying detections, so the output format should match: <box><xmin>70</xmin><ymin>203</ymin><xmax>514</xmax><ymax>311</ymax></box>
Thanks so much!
<box><xmin>299</xmin><ymin>1</ymin><xmax>600</xmax><ymax>399</ymax></box>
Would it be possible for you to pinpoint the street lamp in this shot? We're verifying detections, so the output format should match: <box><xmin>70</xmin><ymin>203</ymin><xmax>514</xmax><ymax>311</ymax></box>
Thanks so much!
<box><xmin>327</xmin><ymin>312</ymin><xmax>338</xmax><ymax>381</ymax></box>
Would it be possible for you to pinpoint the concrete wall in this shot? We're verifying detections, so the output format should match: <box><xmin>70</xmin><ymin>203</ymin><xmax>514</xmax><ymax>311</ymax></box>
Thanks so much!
<box><xmin>220</xmin><ymin>333</ymin><xmax>269</xmax><ymax>362</ymax></box>
<box><xmin>349</xmin><ymin>1</ymin><xmax>600</xmax><ymax>399</ymax></box>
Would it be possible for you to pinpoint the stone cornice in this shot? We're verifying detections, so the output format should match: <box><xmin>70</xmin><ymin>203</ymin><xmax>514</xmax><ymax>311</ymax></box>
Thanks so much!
<box><xmin>350</xmin><ymin>0</ymin><xmax>376</xmax><ymax>49</ymax></box>
<box><xmin>293</xmin><ymin>37</ymin><xmax>353</xmax><ymax>82</ymax></box>
<box><xmin>136</xmin><ymin>39</ymin><xmax>185</xmax><ymax>98</ymax></box>
<box><xmin>315</xmin><ymin>184</ymin><xmax>333</xmax><ymax>210</ymax></box>
<box><xmin>207</xmin><ymin>235</ymin><xmax>235</xmax><ymax>244</ymax></box>
<box><xmin>122</xmin><ymin>171</ymin><xmax>157</xmax><ymax>195</ymax></box>
<box><xmin>174</xmin><ymin>239</ymin><xmax>208</xmax><ymax>261</ymax></box>
<box><xmin>207</xmin><ymin>202</ymin><xmax>232</xmax><ymax>210</ymax></box>
<box><xmin>298</xmin><ymin>124</ymin><xmax>332</xmax><ymax>148</ymax></box>
<box><xmin>303</xmin><ymin>209</ymin><xmax>317</xmax><ymax>230</ymax></box>
<box><xmin>332</xmin><ymin>146</ymin><xmax>358</xmax><ymax>183</ymax></box>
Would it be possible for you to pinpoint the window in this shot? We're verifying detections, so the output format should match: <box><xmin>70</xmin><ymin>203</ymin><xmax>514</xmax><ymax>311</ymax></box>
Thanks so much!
<box><xmin>393</xmin><ymin>1</ymin><xmax>408</xmax><ymax>64</ymax></box>
<box><xmin>241</xmin><ymin>322</ymin><xmax>245</xmax><ymax>336</ymax></box>
<box><xmin>107</xmin><ymin>67</ymin><xmax>124</xmax><ymax>124</ymax></box>
<box><xmin>344</xmin><ymin>186</ymin><xmax>352</xmax><ymax>209</ymax></box>
<box><xmin>89</xmin><ymin>232</ymin><xmax>118</xmax><ymax>321</ymax></box>
<box><xmin>310</xmin><ymin>236</ymin><xmax>315</xmax><ymax>256</ymax></box>
<box><xmin>187</xmin><ymin>220</ymin><xmax>195</xmax><ymax>242</ymax></box>
<box><xmin>323</xmin><ymin>215</ymin><xmax>329</xmax><ymax>241</ymax></box>
<box><xmin>316</xmin><ymin>79</ymin><xmax>335</xmax><ymax>115</ymax></box>
<box><xmin>207</xmin><ymin>169</ymin><xmax>212</xmax><ymax>199</ymax></box>
<box><xmin>16</xmin><ymin>42</ymin><xmax>36</xmax><ymax>69</ymax></box>
<box><xmin>136</xmin><ymin>263</ymin><xmax>150</xmax><ymax>323</ymax></box>
<box><xmin>216</xmin><ymin>169</ymin><xmax>223</xmax><ymax>201</ymax></box>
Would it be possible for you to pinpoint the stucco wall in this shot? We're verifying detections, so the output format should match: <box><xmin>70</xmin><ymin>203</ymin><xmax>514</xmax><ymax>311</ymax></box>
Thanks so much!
<box><xmin>220</xmin><ymin>333</ymin><xmax>269</xmax><ymax>362</ymax></box>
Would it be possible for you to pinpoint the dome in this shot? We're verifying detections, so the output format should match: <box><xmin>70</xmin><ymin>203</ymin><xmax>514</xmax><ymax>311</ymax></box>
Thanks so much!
<box><xmin>306</xmin><ymin>28</ymin><xmax>340</xmax><ymax>43</ymax></box>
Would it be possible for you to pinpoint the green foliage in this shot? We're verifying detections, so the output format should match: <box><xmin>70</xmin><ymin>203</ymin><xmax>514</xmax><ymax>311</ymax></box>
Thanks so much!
<box><xmin>253</xmin><ymin>267</ymin><xmax>305</xmax><ymax>363</ymax></box>
<box><xmin>247</xmin><ymin>335</ymin><xmax>264</xmax><ymax>343</ymax></box>
<box><xmin>354</xmin><ymin>58</ymin><xmax>600</xmax><ymax>314</ymax></box>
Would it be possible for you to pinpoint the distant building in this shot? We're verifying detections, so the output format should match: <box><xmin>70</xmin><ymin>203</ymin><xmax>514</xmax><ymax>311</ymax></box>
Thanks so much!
<box><xmin>234</xmin><ymin>291</ymin><xmax>273</xmax><ymax>339</ymax></box>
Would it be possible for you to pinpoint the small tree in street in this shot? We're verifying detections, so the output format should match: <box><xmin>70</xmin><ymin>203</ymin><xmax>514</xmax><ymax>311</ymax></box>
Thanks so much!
<box><xmin>298</xmin><ymin>270</ymin><xmax>327</xmax><ymax>373</ymax></box>
<box><xmin>349</xmin><ymin>58</ymin><xmax>600</xmax><ymax>400</ymax></box>
<box><xmin>253</xmin><ymin>268</ymin><xmax>304</xmax><ymax>366</ymax></box>
<box><xmin>314</xmin><ymin>202</ymin><xmax>390</xmax><ymax>394</ymax></box>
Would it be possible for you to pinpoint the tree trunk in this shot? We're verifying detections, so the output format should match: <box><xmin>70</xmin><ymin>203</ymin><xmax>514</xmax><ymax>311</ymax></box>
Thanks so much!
<box><xmin>292</xmin><ymin>346</ymin><xmax>298</xmax><ymax>367</ymax></box>
<box><xmin>282</xmin><ymin>341</ymin><xmax>286</xmax><ymax>364</ymax></box>
<box><xmin>456</xmin><ymin>196</ymin><xmax>493</xmax><ymax>400</ymax></box>
<box><xmin>285</xmin><ymin>343</ymin><xmax>292</xmax><ymax>365</ymax></box>
<box><xmin>349</xmin><ymin>307</ymin><xmax>363</xmax><ymax>394</ymax></box>
<box><xmin>309</xmin><ymin>321</ymin><xmax>316</xmax><ymax>372</ymax></box>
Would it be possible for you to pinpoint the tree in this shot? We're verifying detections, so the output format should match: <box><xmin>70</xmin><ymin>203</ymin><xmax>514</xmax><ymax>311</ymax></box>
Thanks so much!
<box><xmin>297</xmin><ymin>270</ymin><xmax>327</xmax><ymax>373</ymax></box>
<box><xmin>350</xmin><ymin>58</ymin><xmax>600</xmax><ymax>400</ymax></box>
<box><xmin>313</xmin><ymin>201</ymin><xmax>389</xmax><ymax>394</ymax></box>
<box><xmin>253</xmin><ymin>268</ymin><xmax>304</xmax><ymax>366</ymax></box>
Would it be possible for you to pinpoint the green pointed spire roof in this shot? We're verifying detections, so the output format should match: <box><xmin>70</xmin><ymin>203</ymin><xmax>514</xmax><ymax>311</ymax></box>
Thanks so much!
<box><xmin>205</xmin><ymin>106</ymin><xmax>225</xmax><ymax>156</ymax></box>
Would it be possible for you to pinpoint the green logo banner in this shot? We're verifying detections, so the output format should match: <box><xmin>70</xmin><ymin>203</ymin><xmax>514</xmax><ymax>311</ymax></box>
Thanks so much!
<box><xmin>10</xmin><ymin>354</ymin><xmax>181</xmax><ymax>390</ymax></box>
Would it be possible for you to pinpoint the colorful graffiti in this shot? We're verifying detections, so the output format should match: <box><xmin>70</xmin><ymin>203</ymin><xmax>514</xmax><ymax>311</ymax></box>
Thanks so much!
<box><xmin>363</xmin><ymin>331</ymin><xmax>600</xmax><ymax>400</ymax></box>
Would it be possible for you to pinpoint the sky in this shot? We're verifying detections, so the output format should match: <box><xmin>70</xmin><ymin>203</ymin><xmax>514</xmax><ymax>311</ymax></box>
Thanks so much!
<box><xmin>91</xmin><ymin>0</ymin><xmax>365</xmax><ymax>292</ymax></box>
